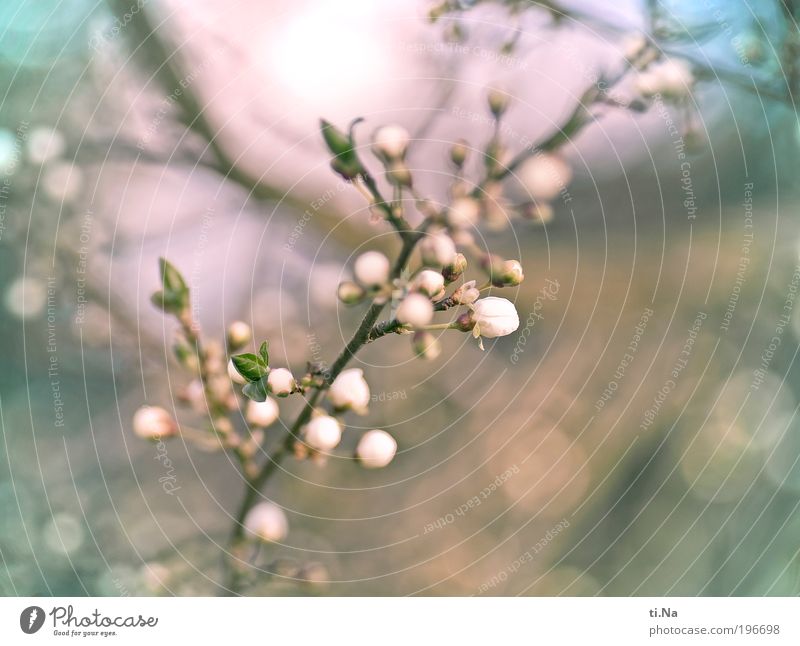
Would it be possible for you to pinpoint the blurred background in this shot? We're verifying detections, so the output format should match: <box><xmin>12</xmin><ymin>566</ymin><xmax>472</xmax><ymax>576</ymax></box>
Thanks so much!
<box><xmin>2</xmin><ymin>0</ymin><xmax>800</xmax><ymax>595</ymax></box>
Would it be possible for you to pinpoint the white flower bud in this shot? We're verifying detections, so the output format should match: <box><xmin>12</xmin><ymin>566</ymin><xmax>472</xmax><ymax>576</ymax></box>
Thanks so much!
<box><xmin>246</xmin><ymin>397</ymin><xmax>279</xmax><ymax>427</ymax></box>
<box><xmin>397</xmin><ymin>293</ymin><xmax>434</xmax><ymax>327</ymax></box>
<box><xmin>26</xmin><ymin>126</ymin><xmax>65</xmax><ymax>164</ymax></box>
<box><xmin>450</xmin><ymin>139</ymin><xmax>469</xmax><ymax>167</ymax></box>
<box><xmin>387</xmin><ymin>160</ymin><xmax>413</xmax><ymax>187</ymax></box>
<box><xmin>621</xmin><ymin>33</ymin><xmax>647</xmax><ymax>61</ymax></box>
<box><xmin>413</xmin><ymin>331</ymin><xmax>442</xmax><ymax>360</ymax></box>
<box><xmin>420</xmin><ymin>229</ymin><xmax>457</xmax><ymax>267</ymax></box>
<box><xmin>5</xmin><ymin>276</ymin><xmax>47</xmax><ymax>320</ymax></box>
<box><xmin>267</xmin><ymin>368</ymin><xmax>296</xmax><ymax>396</ymax></box>
<box><xmin>518</xmin><ymin>153</ymin><xmax>572</xmax><ymax>202</ymax></box>
<box><xmin>487</xmin><ymin>87</ymin><xmax>511</xmax><ymax>117</ymax></box>
<box><xmin>372</xmin><ymin>124</ymin><xmax>410</xmax><ymax>160</ymax></box>
<box><xmin>133</xmin><ymin>406</ymin><xmax>177</xmax><ymax>440</ymax></box>
<box><xmin>243</xmin><ymin>502</ymin><xmax>288</xmax><ymax>542</ymax></box>
<box><xmin>303</xmin><ymin>415</ymin><xmax>342</xmax><ymax>451</ymax></box>
<box><xmin>228</xmin><ymin>358</ymin><xmax>247</xmax><ymax>385</ymax></box>
<box><xmin>180</xmin><ymin>379</ymin><xmax>206</xmax><ymax>414</ymax></box>
<box><xmin>635</xmin><ymin>58</ymin><xmax>694</xmax><ymax>98</ymax></box>
<box><xmin>356</xmin><ymin>429</ymin><xmax>397</xmax><ymax>468</ymax></box>
<box><xmin>471</xmin><ymin>297</ymin><xmax>520</xmax><ymax>338</ymax></box>
<box><xmin>442</xmin><ymin>253</ymin><xmax>467</xmax><ymax>283</ymax></box>
<box><xmin>42</xmin><ymin>162</ymin><xmax>83</xmax><ymax>203</ymax></box>
<box><xmin>452</xmin><ymin>279</ymin><xmax>480</xmax><ymax>305</ymax></box>
<box><xmin>354</xmin><ymin>251</ymin><xmax>390</xmax><ymax>287</ymax></box>
<box><xmin>491</xmin><ymin>259</ymin><xmax>524</xmax><ymax>287</ymax></box>
<box><xmin>412</xmin><ymin>269</ymin><xmax>445</xmax><ymax>298</ymax></box>
<box><xmin>226</xmin><ymin>321</ymin><xmax>251</xmax><ymax>349</ymax></box>
<box><xmin>448</xmin><ymin>196</ymin><xmax>481</xmax><ymax>229</ymax></box>
<box><xmin>519</xmin><ymin>201</ymin><xmax>554</xmax><ymax>224</ymax></box>
<box><xmin>337</xmin><ymin>280</ymin><xmax>366</xmax><ymax>305</ymax></box>
<box><xmin>328</xmin><ymin>368</ymin><xmax>370</xmax><ymax>414</ymax></box>
<box><xmin>451</xmin><ymin>229</ymin><xmax>474</xmax><ymax>247</ymax></box>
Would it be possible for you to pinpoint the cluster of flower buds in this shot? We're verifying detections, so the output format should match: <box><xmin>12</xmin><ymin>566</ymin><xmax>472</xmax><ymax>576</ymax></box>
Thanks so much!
<box><xmin>342</xmin><ymin>246</ymin><xmax>525</xmax><ymax>352</ymax></box>
<box><xmin>140</xmin><ymin>263</ymin><xmax>271</xmax><ymax>454</ymax></box>
<box><xmin>277</xmin><ymin>363</ymin><xmax>400</xmax><ymax>468</ymax></box>
<box><xmin>440</xmin><ymin>88</ymin><xmax>574</xmax><ymax>233</ymax></box>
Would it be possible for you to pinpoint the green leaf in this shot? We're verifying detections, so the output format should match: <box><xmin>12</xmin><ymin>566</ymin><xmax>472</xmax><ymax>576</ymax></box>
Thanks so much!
<box><xmin>159</xmin><ymin>257</ymin><xmax>187</xmax><ymax>293</ymax></box>
<box><xmin>232</xmin><ymin>353</ymin><xmax>267</xmax><ymax>381</ymax></box>
<box><xmin>155</xmin><ymin>258</ymin><xmax>189</xmax><ymax>314</ymax></box>
<box><xmin>320</xmin><ymin>119</ymin><xmax>353</xmax><ymax>158</ymax></box>
<box><xmin>150</xmin><ymin>289</ymin><xmax>184</xmax><ymax>314</ymax></box>
<box><xmin>242</xmin><ymin>378</ymin><xmax>268</xmax><ymax>402</ymax></box>
<box><xmin>259</xmin><ymin>341</ymin><xmax>269</xmax><ymax>366</ymax></box>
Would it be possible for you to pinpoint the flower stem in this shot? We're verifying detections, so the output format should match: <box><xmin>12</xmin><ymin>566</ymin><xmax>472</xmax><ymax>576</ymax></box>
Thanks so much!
<box><xmin>416</xmin><ymin>323</ymin><xmax>456</xmax><ymax>331</ymax></box>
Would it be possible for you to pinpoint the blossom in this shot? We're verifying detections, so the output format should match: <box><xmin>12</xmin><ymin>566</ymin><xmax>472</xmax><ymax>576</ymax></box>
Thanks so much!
<box><xmin>450</xmin><ymin>139</ymin><xmax>469</xmax><ymax>167</ymax></box>
<box><xmin>356</xmin><ymin>430</ymin><xmax>397</xmax><ymax>468</ymax></box>
<box><xmin>337</xmin><ymin>280</ymin><xmax>365</xmax><ymax>305</ymax></box>
<box><xmin>183</xmin><ymin>379</ymin><xmax>208</xmax><ymax>413</ymax></box>
<box><xmin>372</xmin><ymin>124</ymin><xmax>410</xmax><ymax>160</ymax></box>
<box><xmin>226</xmin><ymin>321</ymin><xmax>251</xmax><ymax>350</ymax></box>
<box><xmin>243</xmin><ymin>502</ymin><xmax>288</xmax><ymax>542</ymax></box>
<box><xmin>413</xmin><ymin>331</ymin><xmax>442</xmax><ymax>360</ymax></box>
<box><xmin>42</xmin><ymin>162</ymin><xmax>83</xmax><ymax>203</ymax></box>
<box><xmin>621</xmin><ymin>33</ymin><xmax>647</xmax><ymax>61</ymax></box>
<box><xmin>448</xmin><ymin>197</ymin><xmax>481</xmax><ymax>229</ymax></box>
<box><xmin>133</xmin><ymin>406</ymin><xmax>177</xmax><ymax>440</ymax></box>
<box><xmin>412</xmin><ymin>269</ymin><xmax>445</xmax><ymax>298</ymax></box>
<box><xmin>635</xmin><ymin>58</ymin><xmax>694</xmax><ymax>98</ymax></box>
<box><xmin>487</xmin><ymin>87</ymin><xmax>511</xmax><ymax>117</ymax></box>
<box><xmin>267</xmin><ymin>368</ymin><xmax>295</xmax><ymax>397</ymax></box>
<box><xmin>442</xmin><ymin>253</ymin><xmax>467</xmax><ymax>283</ymax></box>
<box><xmin>328</xmin><ymin>368</ymin><xmax>370</xmax><ymax>414</ymax></box>
<box><xmin>471</xmin><ymin>297</ymin><xmax>520</xmax><ymax>338</ymax></box>
<box><xmin>246</xmin><ymin>398</ymin><xmax>279</xmax><ymax>427</ymax></box>
<box><xmin>503</xmin><ymin>260</ymin><xmax>524</xmax><ymax>285</ymax></box>
<box><xmin>397</xmin><ymin>293</ymin><xmax>434</xmax><ymax>327</ymax></box>
<box><xmin>26</xmin><ymin>126</ymin><xmax>65</xmax><ymax>164</ymax></box>
<box><xmin>420</xmin><ymin>228</ymin><xmax>457</xmax><ymax>267</ymax></box>
<box><xmin>303</xmin><ymin>415</ymin><xmax>342</xmax><ymax>451</ymax></box>
<box><xmin>518</xmin><ymin>153</ymin><xmax>572</xmax><ymax>202</ymax></box>
<box><xmin>5</xmin><ymin>276</ymin><xmax>47</xmax><ymax>320</ymax></box>
<box><xmin>354</xmin><ymin>251</ymin><xmax>390</xmax><ymax>287</ymax></box>
<box><xmin>452</xmin><ymin>280</ymin><xmax>480</xmax><ymax>305</ymax></box>
<box><xmin>519</xmin><ymin>202</ymin><xmax>554</xmax><ymax>224</ymax></box>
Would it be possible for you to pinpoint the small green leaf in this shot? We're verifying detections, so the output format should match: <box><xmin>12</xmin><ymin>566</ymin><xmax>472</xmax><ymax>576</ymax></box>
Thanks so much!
<box><xmin>155</xmin><ymin>258</ymin><xmax>189</xmax><ymax>313</ymax></box>
<box><xmin>242</xmin><ymin>378</ymin><xmax>268</xmax><ymax>402</ymax></box>
<box><xmin>151</xmin><ymin>289</ymin><xmax>184</xmax><ymax>314</ymax></box>
<box><xmin>150</xmin><ymin>290</ymin><xmax>167</xmax><ymax>311</ymax></box>
<box><xmin>259</xmin><ymin>341</ymin><xmax>269</xmax><ymax>366</ymax></box>
<box><xmin>232</xmin><ymin>353</ymin><xmax>267</xmax><ymax>381</ymax></box>
<box><xmin>320</xmin><ymin>119</ymin><xmax>353</xmax><ymax>158</ymax></box>
<box><xmin>159</xmin><ymin>257</ymin><xmax>187</xmax><ymax>293</ymax></box>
